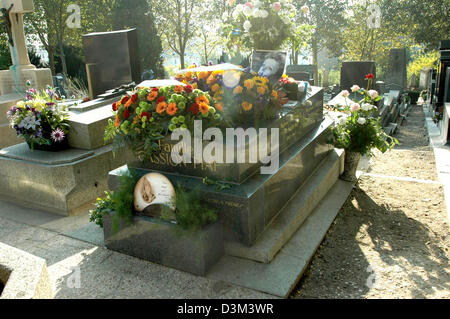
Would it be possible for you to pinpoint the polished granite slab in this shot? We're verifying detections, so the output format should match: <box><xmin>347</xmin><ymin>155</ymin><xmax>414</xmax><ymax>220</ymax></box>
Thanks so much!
<box><xmin>128</xmin><ymin>87</ymin><xmax>325</xmax><ymax>184</ymax></box>
<box><xmin>109</xmin><ymin>117</ymin><xmax>334</xmax><ymax>246</ymax></box>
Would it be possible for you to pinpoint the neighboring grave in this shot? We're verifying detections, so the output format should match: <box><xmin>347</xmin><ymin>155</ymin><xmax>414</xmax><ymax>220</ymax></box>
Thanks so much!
<box><xmin>0</xmin><ymin>0</ymin><xmax>52</xmax><ymax>149</ymax></box>
<box><xmin>286</xmin><ymin>65</ymin><xmax>314</xmax><ymax>83</ymax></box>
<box><xmin>83</xmin><ymin>29</ymin><xmax>141</xmax><ymax>99</ymax></box>
<box><xmin>385</xmin><ymin>48</ymin><xmax>407</xmax><ymax>91</ymax></box>
<box><xmin>419</xmin><ymin>68</ymin><xmax>432</xmax><ymax>90</ymax></box>
<box><xmin>409</xmin><ymin>74</ymin><xmax>417</xmax><ymax>89</ymax></box>
<box><xmin>340</xmin><ymin>61</ymin><xmax>376</xmax><ymax>91</ymax></box>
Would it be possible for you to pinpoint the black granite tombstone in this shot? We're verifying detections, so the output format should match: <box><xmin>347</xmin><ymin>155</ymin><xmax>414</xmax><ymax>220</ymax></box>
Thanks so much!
<box><xmin>386</xmin><ymin>48</ymin><xmax>407</xmax><ymax>91</ymax></box>
<box><xmin>340</xmin><ymin>61</ymin><xmax>376</xmax><ymax>91</ymax></box>
<box><xmin>436</xmin><ymin>40</ymin><xmax>450</xmax><ymax>109</ymax></box>
<box><xmin>83</xmin><ymin>29</ymin><xmax>141</xmax><ymax>99</ymax></box>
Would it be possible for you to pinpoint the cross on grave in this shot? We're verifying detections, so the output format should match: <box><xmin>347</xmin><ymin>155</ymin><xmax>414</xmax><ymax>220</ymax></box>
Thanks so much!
<box><xmin>0</xmin><ymin>0</ymin><xmax>52</xmax><ymax>95</ymax></box>
<box><xmin>0</xmin><ymin>0</ymin><xmax>34</xmax><ymax>70</ymax></box>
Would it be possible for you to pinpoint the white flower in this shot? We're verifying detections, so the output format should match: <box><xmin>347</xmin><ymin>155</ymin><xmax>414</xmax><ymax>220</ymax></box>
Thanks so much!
<box><xmin>243</xmin><ymin>6</ymin><xmax>252</xmax><ymax>16</ymax></box>
<box><xmin>301</xmin><ymin>4</ymin><xmax>310</xmax><ymax>14</ymax></box>
<box><xmin>232</xmin><ymin>9</ymin><xmax>239</xmax><ymax>19</ymax></box>
<box><xmin>351</xmin><ymin>85</ymin><xmax>360</xmax><ymax>93</ymax></box>
<box><xmin>252</xmin><ymin>8</ymin><xmax>261</xmax><ymax>18</ymax></box>
<box><xmin>361</xmin><ymin>103</ymin><xmax>372</xmax><ymax>111</ymax></box>
<box><xmin>236</xmin><ymin>4</ymin><xmax>244</xmax><ymax>12</ymax></box>
<box><xmin>368</xmin><ymin>90</ymin><xmax>379</xmax><ymax>99</ymax></box>
<box><xmin>253</xmin><ymin>0</ymin><xmax>262</xmax><ymax>8</ymax></box>
<box><xmin>243</xmin><ymin>20</ymin><xmax>252</xmax><ymax>31</ymax></box>
<box><xmin>417</xmin><ymin>97</ymin><xmax>425</xmax><ymax>105</ymax></box>
<box><xmin>357</xmin><ymin>117</ymin><xmax>367</xmax><ymax>125</ymax></box>
<box><xmin>260</xmin><ymin>9</ymin><xmax>269</xmax><ymax>18</ymax></box>
<box><xmin>351</xmin><ymin>103</ymin><xmax>361</xmax><ymax>112</ymax></box>
<box><xmin>341</xmin><ymin>90</ymin><xmax>350</xmax><ymax>98</ymax></box>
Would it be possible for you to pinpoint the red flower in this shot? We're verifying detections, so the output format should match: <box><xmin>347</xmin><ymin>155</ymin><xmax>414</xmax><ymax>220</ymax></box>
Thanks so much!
<box><xmin>152</xmin><ymin>87</ymin><xmax>159</xmax><ymax>92</ymax></box>
<box><xmin>121</xmin><ymin>96</ymin><xmax>130</xmax><ymax>104</ymax></box>
<box><xmin>188</xmin><ymin>103</ymin><xmax>199</xmax><ymax>115</ymax></box>
<box><xmin>131</xmin><ymin>93</ymin><xmax>138</xmax><ymax>103</ymax></box>
<box><xmin>184</xmin><ymin>85</ymin><xmax>193</xmax><ymax>94</ymax></box>
<box><xmin>156</xmin><ymin>96</ymin><xmax>165</xmax><ymax>104</ymax></box>
<box><xmin>123</xmin><ymin>109</ymin><xmax>130</xmax><ymax>120</ymax></box>
<box><xmin>112</xmin><ymin>102</ymin><xmax>118</xmax><ymax>111</ymax></box>
<box><xmin>366</xmin><ymin>74</ymin><xmax>374</xmax><ymax>79</ymax></box>
<box><xmin>140</xmin><ymin>111</ymin><xmax>151</xmax><ymax>119</ymax></box>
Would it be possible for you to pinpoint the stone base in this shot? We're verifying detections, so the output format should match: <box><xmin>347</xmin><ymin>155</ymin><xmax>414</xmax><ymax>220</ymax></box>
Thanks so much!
<box><xmin>0</xmin><ymin>93</ymin><xmax>23</xmax><ymax>149</ymax></box>
<box><xmin>0</xmin><ymin>242</ymin><xmax>53</xmax><ymax>299</ymax></box>
<box><xmin>0</xmin><ymin>123</ymin><xmax>23</xmax><ymax>149</ymax></box>
<box><xmin>103</xmin><ymin>214</ymin><xmax>224</xmax><ymax>276</ymax></box>
<box><xmin>0</xmin><ymin>68</ymin><xmax>52</xmax><ymax>95</ymax></box>
<box><xmin>0</xmin><ymin>143</ymin><xmax>132</xmax><ymax>216</ymax></box>
<box><xmin>109</xmin><ymin>117</ymin><xmax>334</xmax><ymax>246</ymax></box>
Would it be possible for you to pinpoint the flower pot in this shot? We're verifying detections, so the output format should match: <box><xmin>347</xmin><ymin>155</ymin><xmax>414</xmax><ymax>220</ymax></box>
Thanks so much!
<box><xmin>340</xmin><ymin>151</ymin><xmax>361</xmax><ymax>182</ymax></box>
<box><xmin>26</xmin><ymin>138</ymin><xmax>69</xmax><ymax>152</ymax></box>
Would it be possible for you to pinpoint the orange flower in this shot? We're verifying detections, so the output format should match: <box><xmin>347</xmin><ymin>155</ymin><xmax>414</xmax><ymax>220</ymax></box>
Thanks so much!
<box><xmin>233</xmin><ymin>86</ymin><xmax>243</xmax><ymax>94</ymax></box>
<box><xmin>257</xmin><ymin>86</ymin><xmax>266</xmax><ymax>95</ymax></box>
<box><xmin>196</xmin><ymin>95</ymin><xmax>209</xmax><ymax>105</ymax></box>
<box><xmin>206</xmin><ymin>75</ymin><xmax>216</xmax><ymax>85</ymax></box>
<box><xmin>215</xmin><ymin>102</ymin><xmax>224</xmax><ymax>112</ymax></box>
<box><xmin>147</xmin><ymin>91</ymin><xmax>158</xmax><ymax>101</ymax></box>
<box><xmin>244</xmin><ymin>79</ymin><xmax>255</xmax><ymax>90</ymax></box>
<box><xmin>198</xmin><ymin>102</ymin><xmax>210</xmax><ymax>115</ymax></box>
<box><xmin>156</xmin><ymin>102</ymin><xmax>168</xmax><ymax>114</ymax></box>
<box><xmin>174</xmin><ymin>85</ymin><xmax>184</xmax><ymax>93</ymax></box>
<box><xmin>271</xmin><ymin>90</ymin><xmax>278</xmax><ymax>99</ymax></box>
<box><xmin>133</xmin><ymin>116</ymin><xmax>138</xmax><ymax>124</ymax></box>
<box><xmin>198</xmin><ymin>71</ymin><xmax>209</xmax><ymax>80</ymax></box>
<box><xmin>115</xmin><ymin>115</ymin><xmax>120</xmax><ymax>127</ymax></box>
<box><xmin>166</xmin><ymin>103</ymin><xmax>178</xmax><ymax>116</ymax></box>
<box><xmin>242</xmin><ymin>101</ymin><xmax>253</xmax><ymax>111</ymax></box>
<box><xmin>211</xmin><ymin>83</ymin><xmax>221</xmax><ymax>93</ymax></box>
<box><xmin>125</xmin><ymin>99</ymin><xmax>133</xmax><ymax>108</ymax></box>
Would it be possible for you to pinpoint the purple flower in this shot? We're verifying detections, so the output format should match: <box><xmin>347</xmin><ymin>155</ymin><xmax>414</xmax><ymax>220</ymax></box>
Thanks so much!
<box><xmin>51</xmin><ymin>128</ymin><xmax>65</xmax><ymax>143</ymax></box>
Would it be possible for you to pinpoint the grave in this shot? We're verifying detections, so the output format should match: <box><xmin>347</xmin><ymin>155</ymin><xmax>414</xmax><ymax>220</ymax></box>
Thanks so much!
<box><xmin>286</xmin><ymin>65</ymin><xmax>314</xmax><ymax>84</ymax></box>
<box><xmin>102</xmin><ymin>73</ymin><xmax>348</xmax><ymax>296</ymax></box>
<box><xmin>385</xmin><ymin>48</ymin><xmax>407</xmax><ymax>91</ymax></box>
<box><xmin>83</xmin><ymin>29</ymin><xmax>141</xmax><ymax>99</ymax></box>
<box><xmin>419</xmin><ymin>68</ymin><xmax>432</xmax><ymax>91</ymax></box>
<box><xmin>340</xmin><ymin>61</ymin><xmax>376</xmax><ymax>91</ymax></box>
<box><xmin>0</xmin><ymin>0</ymin><xmax>52</xmax><ymax>149</ymax></box>
<box><xmin>0</xmin><ymin>27</ymin><xmax>137</xmax><ymax>215</ymax></box>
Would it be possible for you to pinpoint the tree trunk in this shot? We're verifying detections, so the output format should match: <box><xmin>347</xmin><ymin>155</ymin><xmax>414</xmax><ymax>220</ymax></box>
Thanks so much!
<box><xmin>312</xmin><ymin>38</ymin><xmax>319</xmax><ymax>86</ymax></box>
<box><xmin>58</xmin><ymin>38</ymin><xmax>68</xmax><ymax>76</ymax></box>
<box><xmin>48</xmin><ymin>50</ymin><xmax>56</xmax><ymax>76</ymax></box>
<box><xmin>179</xmin><ymin>49</ymin><xmax>185</xmax><ymax>69</ymax></box>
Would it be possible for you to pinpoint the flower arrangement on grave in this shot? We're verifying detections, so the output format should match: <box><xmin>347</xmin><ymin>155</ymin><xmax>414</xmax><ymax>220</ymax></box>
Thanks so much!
<box><xmin>104</xmin><ymin>85</ymin><xmax>222</xmax><ymax>161</ymax></box>
<box><xmin>90</xmin><ymin>171</ymin><xmax>218</xmax><ymax>232</ymax></box>
<box><xmin>328</xmin><ymin>75</ymin><xmax>398</xmax><ymax>182</ymax></box>
<box><xmin>6</xmin><ymin>84</ymin><xmax>70</xmax><ymax>151</ymax></box>
<box><xmin>175</xmin><ymin>67</ymin><xmax>288</xmax><ymax>127</ymax></box>
<box><xmin>279</xmin><ymin>74</ymin><xmax>299</xmax><ymax>100</ymax></box>
<box><xmin>225</xmin><ymin>0</ymin><xmax>295</xmax><ymax>50</ymax></box>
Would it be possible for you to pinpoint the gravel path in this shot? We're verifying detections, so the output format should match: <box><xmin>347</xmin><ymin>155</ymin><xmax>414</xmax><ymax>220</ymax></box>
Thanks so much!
<box><xmin>292</xmin><ymin>105</ymin><xmax>450</xmax><ymax>299</ymax></box>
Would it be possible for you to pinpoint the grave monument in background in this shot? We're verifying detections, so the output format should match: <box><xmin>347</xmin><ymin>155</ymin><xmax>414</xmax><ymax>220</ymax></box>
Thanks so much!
<box><xmin>0</xmin><ymin>0</ymin><xmax>52</xmax><ymax>148</ymax></box>
<box><xmin>340</xmin><ymin>61</ymin><xmax>376</xmax><ymax>91</ymax></box>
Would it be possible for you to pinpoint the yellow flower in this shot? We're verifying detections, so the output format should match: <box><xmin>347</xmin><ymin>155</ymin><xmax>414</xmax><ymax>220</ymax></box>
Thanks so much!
<box><xmin>198</xmin><ymin>71</ymin><xmax>210</xmax><ymax>80</ymax></box>
<box><xmin>17</xmin><ymin>101</ymin><xmax>25</xmax><ymax>108</ymax></box>
<box><xmin>233</xmin><ymin>86</ymin><xmax>243</xmax><ymax>94</ymax></box>
<box><xmin>212</xmin><ymin>70</ymin><xmax>224</xmax><ymax>77</ymax></box>
<box><xmin>242</xmin><ymin>101</ymin><xmax>253</xmax><ymax>111</ymax></box>
<box><xmin>244</xmin><ymin>79</ymin><xmax>255</xmax><ymax>90</ymax></box>
<box><xmin>272</xmin><ymin>90</ymin><xmax>278</xmax><ymax>99</ymax></box>
<box><xmin>192</xmin><ymin>82</ymin><xmax>198</xmax><ymax>89</ymax></box>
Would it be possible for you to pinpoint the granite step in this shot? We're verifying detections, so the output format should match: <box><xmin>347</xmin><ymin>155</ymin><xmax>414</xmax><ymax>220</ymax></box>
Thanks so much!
<box><xmin>208</xmin><ymin>168</ymin><xmax>354</xmax><ymax>298</ymax></box>
<box><xmin>223</xmin><ymin>149</ymin><xmax>344</xmax><ymax>264</ymax></box>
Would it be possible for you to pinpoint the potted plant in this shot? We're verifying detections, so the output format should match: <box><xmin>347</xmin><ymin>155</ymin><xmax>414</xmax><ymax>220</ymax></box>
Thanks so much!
<box><xmin>279</xmin><ymin>74</ymin><xmax>300</xmax><ymax>100</ymax></box>
<box><xmin>7</xmin><ymin>84</ymin><xmax>70</xmax><ymax>151</ymax></box>
<box><xmin>329</xmin><ymin>79</ymin><xmax>398</xmax><ymax>182</ymax></box>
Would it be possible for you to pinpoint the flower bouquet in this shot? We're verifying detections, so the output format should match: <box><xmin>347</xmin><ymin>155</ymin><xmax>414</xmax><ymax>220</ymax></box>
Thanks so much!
<box><xmin>329</xmin><ymin>76</ymin><xmax>398</xmax><ymax>182</ymax></box>
<box><xmin>7</xmin><ymin>85</ymin><xmax>70</xmax><ymax>151</ymax></box>
<box><xmin>104</xmin><ymin>84</ymin><xmax>222</xmax><ymax>161</ymax></box>
<box><xmin>226</xmin><ymin>0</ymin><xmax>295</xmax><ymax>50</ymax></box>
<box><xmin>175</xmin><ymin>66</ymin><xmax>288</xmax><ymax>128</ymax></box>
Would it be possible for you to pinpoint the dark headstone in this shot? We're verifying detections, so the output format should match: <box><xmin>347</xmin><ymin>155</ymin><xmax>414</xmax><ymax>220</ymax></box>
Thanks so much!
<box><xmin>288</xmin><ymin>71</ymin><xmax>310</xmax><ymax>82</ymax></box>
<box><xmin>83</xmin><ymin>29</ymin><xmax>141</xmax><ymax>99</ymax></box>
<box><xmin>340</xmin><ymin>61</ymin><xmax>376</xmax><ymax>91</ymax></box>
<box><xmin>386</xmin><ymin>48</ymin><xmax>407</xmax><ymax>90</ymax></box>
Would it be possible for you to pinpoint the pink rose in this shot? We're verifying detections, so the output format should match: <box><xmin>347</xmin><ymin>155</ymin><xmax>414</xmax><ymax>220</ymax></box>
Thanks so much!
<box><xmin>351</xmin><ymin>103</ymin><xmax>361</xmax><ymax>112</ymax></box>
<box><xmin>245</xmin><ymin>2</ymin><xmax>253</xmax><ymax>8</ymax></box>
<box><xmin>273</xmin><ymin>2</ymin><xmax>281</xmax><ymax>12</ymax></box>
<box><xmin>341</xmin><ymin>90</ymin><xmax>350</xmax><ymax>98</ymax></box>
<box><xmin>368</xmin><ymin>90</ymin><xmax>379</xmax><ymax>99</ymax></box>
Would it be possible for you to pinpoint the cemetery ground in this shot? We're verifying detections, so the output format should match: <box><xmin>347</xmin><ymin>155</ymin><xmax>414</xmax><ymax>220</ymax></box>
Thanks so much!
<box><xmin>0</xmin><ymin>105</ymin><xmax>448</xmax><ymax>299</ymax></box>
<box><xmin>293</xmin><ymin>105</ymin><xmax>450</xmax><ymax>299</ymax></box>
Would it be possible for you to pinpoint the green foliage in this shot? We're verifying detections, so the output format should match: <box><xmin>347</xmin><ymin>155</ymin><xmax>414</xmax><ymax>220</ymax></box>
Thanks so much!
<box><xmin>89</xmin><ymin>191</ymin><xmax>114</xmax><ymax>227</ymax></box>
<box><xmin>407</xmin><ymin>51</ymin><xmax>439</xmax><ymax>86</ymax></box>
<box><xmin>167</xmin><ymin>185</ymin><xmax>218</xmax><ymax>232</ymax></box>
<box><xmin>110</xmin><ymin>170</ymin><xmax>141</xmax><ymax>229</ymax></box>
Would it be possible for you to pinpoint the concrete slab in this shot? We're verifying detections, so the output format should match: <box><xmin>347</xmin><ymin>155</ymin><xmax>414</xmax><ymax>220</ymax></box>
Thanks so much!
<box><xmin>0</xmin><ymin>143</ymin><xmax>95</xmax><ymax>165</ymax></box>
<box><xmin>207</xmin><ymin>179</ymin><xmax>355</xmax><ymax>298</ymax></box>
